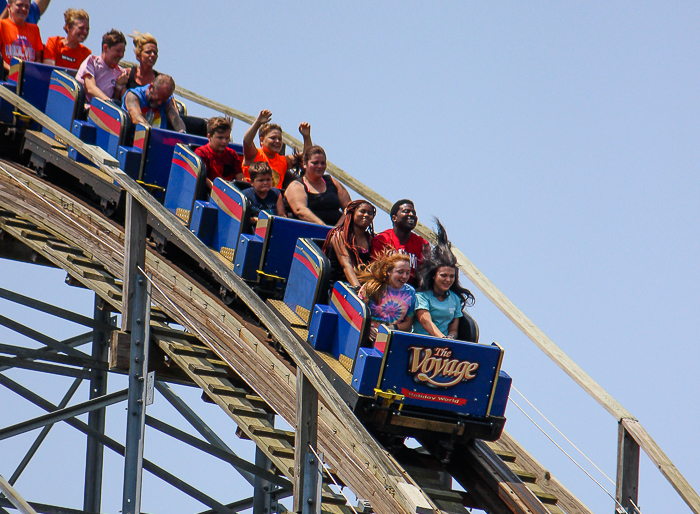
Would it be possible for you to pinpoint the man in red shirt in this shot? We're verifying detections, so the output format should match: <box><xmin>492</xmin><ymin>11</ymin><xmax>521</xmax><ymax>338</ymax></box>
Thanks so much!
<box><xmin>371</xmin><ymin>199</ymin><xmax>429</xmax><ymax>286</ymax></box>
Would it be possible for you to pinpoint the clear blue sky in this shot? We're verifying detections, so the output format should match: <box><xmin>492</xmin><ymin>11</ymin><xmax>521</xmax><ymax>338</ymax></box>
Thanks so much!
<box><xmin>1</xmin><ymin>1</ymin><xmax>698</xmax><ymax>513</ymax></box>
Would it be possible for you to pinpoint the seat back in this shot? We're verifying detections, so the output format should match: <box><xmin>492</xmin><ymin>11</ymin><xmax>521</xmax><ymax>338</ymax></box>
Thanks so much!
<box><xmin>7</xmin><ymin>58</ymin><xmax>22</xmax><ymax>86</ymax></box>
<box><xmin>135</xmin><ymin>125</ymin><xmax>208</xmax><ymax>190</ymax></box>
<box><xmin>329</xmin><ymin>282</ymin><xmax>370</xmax><ymax>371</ymax></box>
<box><xmin>17</xmin><ymin>60</ymin><xmax>75</xmax><ymax>113</ymax></box>
<box><xmin>209</xmin><ymin>178</ymin><xmax>249</xmax><ymax>256</ymax></box>
<box><xmin>87</xmin><ymin>98</ymin><xmax>131</xmax><ymax>158</ymax></box>
<box><xmin>163</xmin><ymin>143</ymin><xmax>205</xmax><ymax>226</ymax></box>
<box><xmin>257</xmin><ymin>214</ymin><xmax>331</xmax><ymax>281</ymax></box>
<box><xmin>374</xmin><ymin>327</ymin><xmax>505</xmax><ymax>418</ymax></box>
<box><xmin>283</xmin><ymin>238</ymin><xmax>331</xmax><ymax>323</ymax></box>
<box><xmin>44</xmin><ymin>70</ymin><xmax>85</xmax><ymax>139</ymax></box>
<box><xmin>457</xmin><ymin>311</ymin><xmax>479</xmax><ymax>343</ymax></box>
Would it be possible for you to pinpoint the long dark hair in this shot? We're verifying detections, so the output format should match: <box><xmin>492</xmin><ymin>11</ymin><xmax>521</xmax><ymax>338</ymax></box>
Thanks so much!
<box><xmin>322</xmin><ymin>199</ymin><xmax>376</xmax><ymax>265</ymax></box>
<box><xmin>416</xmin><ymin>219</ymin><xmax>475</xmax><ymax>308</ymax></box>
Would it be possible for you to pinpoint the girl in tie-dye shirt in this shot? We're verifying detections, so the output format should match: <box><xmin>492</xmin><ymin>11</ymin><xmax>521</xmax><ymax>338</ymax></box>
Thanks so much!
<box><xmin>357</xmin><ymin>252</ymin><xmax>416</xmax><ymax>352</ymax></box>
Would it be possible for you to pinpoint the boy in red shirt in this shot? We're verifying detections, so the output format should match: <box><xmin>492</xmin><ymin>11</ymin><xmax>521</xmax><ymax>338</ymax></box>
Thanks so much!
<box><xmin>195</xmin><ymin>116</ymin><xmax>243</xmax><ymax>194</ymax></box>
<box><xmin>371</xmin><ymin>199</ymin><xmax>429</xmax><ymax>287</ymax></box>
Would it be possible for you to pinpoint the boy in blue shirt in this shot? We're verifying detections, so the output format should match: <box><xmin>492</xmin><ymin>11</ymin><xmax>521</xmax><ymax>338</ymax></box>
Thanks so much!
<box><xmin>242</xmin><ymin>161</ymin><xmax>286</xmax><ymax>230</ymax></box>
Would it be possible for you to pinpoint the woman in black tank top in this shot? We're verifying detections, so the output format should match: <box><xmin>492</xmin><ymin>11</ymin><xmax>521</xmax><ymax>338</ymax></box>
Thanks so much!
<box><xmin>285</xmin><ymin>145</ymin><xmax>351</xmax><ymax>226</ymax></box>
<box><xmin>126</xmin><ymin>31</ymin><xmax>159</xmax><ymax>91</ymax></box>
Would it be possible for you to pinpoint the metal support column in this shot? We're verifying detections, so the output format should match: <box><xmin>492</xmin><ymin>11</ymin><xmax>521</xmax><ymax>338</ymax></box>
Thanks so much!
<box><xmin>122</xmin><ymin>193</ymin><xmax>150</xmax><ymax>514</ymax></box>
<box><xmin>616</xmin><ymin>421</ymin><xmax>640</xmax><ymax>514</ymax></box>
<box><xmin>83</xmin><ymin>295</ymin><xmax>112</xmax><ymax>513</ymax></box>
<box><xmin>254</xmin><ymin>413</ymin><xmax>278</xmax><ymax>514</ymax></box>
<box><xmin>293</xmin><ymin>371</ymin><xmax>321</xmax><ymax>514</ymax></box>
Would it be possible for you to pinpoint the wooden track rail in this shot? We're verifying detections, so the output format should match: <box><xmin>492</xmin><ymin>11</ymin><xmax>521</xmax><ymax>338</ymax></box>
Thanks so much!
<box><xmin>166</xmin><ymin>85</ymin><xmax>700</xmax><ymax>513</ymax></box>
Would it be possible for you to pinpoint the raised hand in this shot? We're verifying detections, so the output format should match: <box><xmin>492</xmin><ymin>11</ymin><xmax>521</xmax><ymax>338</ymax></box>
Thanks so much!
<box><xmin>256</xmin><ymin>109</ymin><xmax>272</xmax><ymax>125</ymax></box>
<box><xmin>298</xmin><ymin>122</ymin><xmax>311</xmax><ymax>138</ymax></box>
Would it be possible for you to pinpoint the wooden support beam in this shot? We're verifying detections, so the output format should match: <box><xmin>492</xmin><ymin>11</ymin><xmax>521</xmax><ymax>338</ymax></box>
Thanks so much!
<box><xmin>0</xmin><ymin>473</ymin><xmax>38</xmax><ymax>514</ymax></box>
<box><xmin>294</xmin><ymin>370</ymin><xmax>321</xmax><ymax>514</ymax></box>
<box><xmin>616</xmin><ymin>421</ymin><xmax>639</xmax><ymax>514</ymax></box>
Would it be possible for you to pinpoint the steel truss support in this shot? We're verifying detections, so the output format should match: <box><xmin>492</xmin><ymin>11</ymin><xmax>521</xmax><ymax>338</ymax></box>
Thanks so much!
<box><xmin>0</xmin><ymin>373</ymin><xmax>237</xmax><ymax>514</ymax></box>
<box><xmin>293</xmin><ymin>371</ymin><xmax>321</xmax><ymax>514</ymax></box>
<box><xmin>83</xmin><ymin>296</ymin><xmax>112</xmax><ymax>513</ymax></box>
<box><xmin>121</xmin><ymin>269</ymin><xmax>151</xmax><ymax>514</ymax></box>
<box><xmin>155</xmin><ymin>381</ymin><xmax>258</xmax><ymax>485</ymax></box>
<box><xmin>0</xmin><ymin>331</ymin><xmax>93</xmax><ymax>374</ymax></box>
<box><xmin>156</xmin><ymin>382</ymin><xmax>292</xmax><ymax>510</ymax></box>
<box><xmin>253</xmin><ymin>414</ymin><xmax>280</xmax><ymax>514</ymax></box>
<box><xmin>121</xmin><ymin>194</ymin><xmax>149</xmax><ymax>514</ymax></box>
<box><xmin>616</xmin><ymin>421</ymin><xmax>640</xmax><ymax>514</ymax></box>
<box><xmin>8</xmin><ymin>379</ymin><xmax>82</xmax><ymax>485</ymax></box>
<box><xmin>0</xmin><ymin>389</ymin><xmax>127</xmax><ymax>441</ymax></box>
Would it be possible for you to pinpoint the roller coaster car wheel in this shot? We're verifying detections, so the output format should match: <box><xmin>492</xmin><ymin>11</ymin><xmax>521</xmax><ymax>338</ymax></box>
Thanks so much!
<box><xmin>376</xmin><ymin>433</ymin><xmax>406</xmax><ymax>453</ymax></box>
<box><xmin>28</xmin><ymin>154</ymin><xmax>47</xmax><ymax>178</ymax></box>
<box><xmin>100</xmin><ymin>198</ymin><xmax>118</xmax><ymax>218</ymax></box>
<box><xmin>220</xmin><ymin>287</ymin><xmax>238</xmax><ymax>306</ymax></box>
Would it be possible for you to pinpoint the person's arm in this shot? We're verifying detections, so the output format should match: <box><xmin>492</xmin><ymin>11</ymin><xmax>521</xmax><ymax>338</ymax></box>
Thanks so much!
<box><xmin>331</xmin><ymin>177</ymin><xmax>351</xmax><ymax>227</ymax></box>
<box><xmin>275</xmin><ymin>191</ymin><xmax>287</xmax><ymax>218</ymax></box>
<box><xmin>36</xmin><ymin>0</ymin><xmax>51</xmax><ymax>14</ymax></box>
<box><xmin>165</xmin><ymin>97</ymin><xmax>186</xmax><ymax>133</ymax></box>
<box><xmin>284</xmin><ymin>181</ymin><xmax>326</xmax><ymax>225</ymax></box>
<box><xmin>242</xmin><ymin>109</ymin><xmax>271</xmax><ymax>164</ymax></box>
<box><xmin>83</xmin><ymin>74</ymin><xmax>112</xmax><ymax>103</ymax></box>
<box><xmin>42</xmin><ymin>38</ymin><xmax>54</xmax><ymax>65</ymax></box>
<box><xmin>287</xmin><ymin>122</ymin><xmax>312</xmax><ymax>167</ymax></box>
<box><xmin>112</xmin><ymin>69</ymin><xmax>128</xmax><ymax>100</ymax></box>
<box><xmin>445</xmin><ymin>317</ymin><xmax>459</xmax><ymax>339</ymax></box>
<box><xmin>396</xmin><ymin>315</ymin><xmax>414</xmax><ymax>332</ymax></box>
<box><xmin>333</xmin><ymin>177</ymin><xmax>351</xmax><ymax>209</ymax></box>
<box><xmin>124</xmin><ymin>90</ymin><xmax>149</xmax><ymax>126</ymax></box>
<box><xmin>415</xmin><ymin>309</ymin><xmax>445</xmax><ymax>338</ymax></box>
<box><xmin>331</xmin><ymin>233</ymin><xmax>360</xmax><ymax>287</ymax></box>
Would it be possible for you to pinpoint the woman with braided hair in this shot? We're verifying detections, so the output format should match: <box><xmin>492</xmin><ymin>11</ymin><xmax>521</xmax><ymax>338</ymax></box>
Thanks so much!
<box><xmin>413</xmin><ymin>219</ymin><xmax>475</xmax><ymax>339</ymax></box>
<box><xmin>322</xmin><ymin>199</ymin><xmax>376</xmax><ymax>289</ymax></box>
<box><xmin>356</xmin><ymin>252</ymin><xmax>416</xmax><ymax>350</ymax></box>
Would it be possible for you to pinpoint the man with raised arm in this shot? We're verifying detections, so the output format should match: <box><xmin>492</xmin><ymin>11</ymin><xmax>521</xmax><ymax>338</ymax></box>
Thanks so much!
<box><xmin>122</xmin><ymin>74</ymin><xmax>185</xmax><ymax>133</ymax></box>
<box><xmin>370</xmin><ymin>199</ymin><xmax>429</xmax><ymax>287</ymax></box>
<box><xmin>0</xmin><ymin>0</ymin><xmax>49</xmax><ymax>25</ymax></box>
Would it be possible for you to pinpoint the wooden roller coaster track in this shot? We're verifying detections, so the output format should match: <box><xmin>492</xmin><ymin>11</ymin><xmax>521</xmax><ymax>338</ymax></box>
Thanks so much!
<box><xmin>0</xmin><ymin>82</ymin><xmax>696</xmax><ymax>514</ymax></box>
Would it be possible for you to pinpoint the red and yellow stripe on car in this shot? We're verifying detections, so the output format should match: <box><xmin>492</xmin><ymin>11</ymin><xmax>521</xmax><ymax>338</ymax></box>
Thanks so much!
<box><xmin>88</xmin><ymin>106</ymin><xmax>121</xmax><ymax>136</ymax></box>
<box><xmin>331</xmin><ymin>287</ymin><xmax>363</xmax><ymax>332</ymax></box>
<box><xmin>49</xmin><ymin>76</ymin><xmax>78</xmax><ymax>101</ymax></box>
<box><xmin>293</xmin><ymin>246</ymin><xmax>321</xmax><ymax>278</ymax></box>
<box><xmin>211</xmin><ymin>184</ymin><xmax>243</xmax><ymax>222</ymax></box>
<box><xmin>172</xmin><ymin>151</ymin><xmax>198</xmax><ymax>179</ymax></box>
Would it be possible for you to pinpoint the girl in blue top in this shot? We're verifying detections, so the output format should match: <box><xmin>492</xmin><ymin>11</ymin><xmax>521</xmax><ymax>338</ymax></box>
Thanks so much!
<box><xmin>413</xmin><ymin>220</ymin><xmax>475</xmax><ymax>339</ymax></box>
